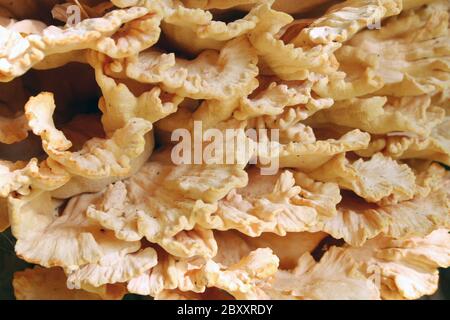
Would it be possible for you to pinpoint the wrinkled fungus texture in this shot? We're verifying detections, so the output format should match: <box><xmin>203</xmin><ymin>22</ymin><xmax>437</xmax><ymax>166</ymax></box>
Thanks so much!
<box><xmin>0</xmin><ymin>0</ymin><xmax>448</xmax><ymax>300</ymax></box>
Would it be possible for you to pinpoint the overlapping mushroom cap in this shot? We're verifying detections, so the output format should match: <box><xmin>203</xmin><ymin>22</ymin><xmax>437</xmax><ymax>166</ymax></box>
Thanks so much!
<box><xmin>0</xmin><ymin>0</ymin><xmax>448</xmax><ymax>300</ymax></box>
